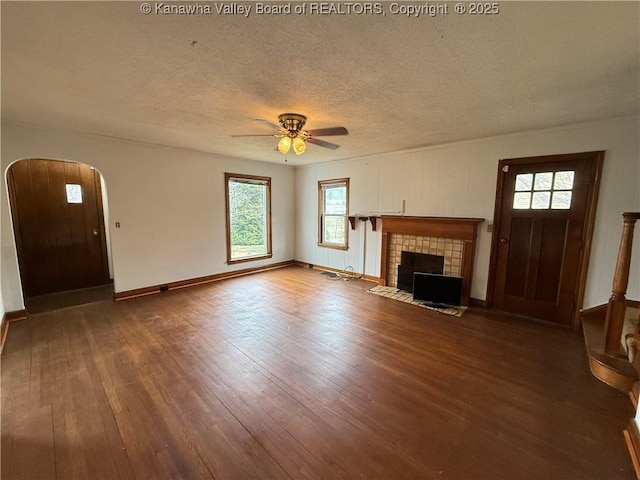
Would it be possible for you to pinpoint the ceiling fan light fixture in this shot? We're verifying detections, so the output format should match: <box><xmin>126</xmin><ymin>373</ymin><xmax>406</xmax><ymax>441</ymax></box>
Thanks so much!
<box><xmin>292</xmin><ymin>136</ymin><xmax>306</xmax><ymax>155</ymax></box>
<box><xmin>277</xmin><ymin>136</ymin><xmax>292</xmax><ymax>154</ymax></box>
<box><xmin>234</xmin><ymin>113</ymin><xmax>347</xmax><ymax>154</ymax></box>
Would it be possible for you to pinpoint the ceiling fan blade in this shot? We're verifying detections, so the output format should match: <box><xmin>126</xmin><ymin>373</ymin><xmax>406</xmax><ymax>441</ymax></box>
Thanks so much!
<box><xmin>231</xmin><ymin>134</ymin><xmax>280</xmax><ymax>137</ymax></box>
<box><xmin>253</xmin><ymin>118</ymin><xmax>281</xmax><ymax>130</ymax></box>
<box><xmin>307</xmin><ymin>137</ymin><xmax>341</xmax><ymax>150</ymax></box>
<box><xmin>306</xmin><ymin>126</ymin><xmax>348</xmax><ymax>137</ymax></box>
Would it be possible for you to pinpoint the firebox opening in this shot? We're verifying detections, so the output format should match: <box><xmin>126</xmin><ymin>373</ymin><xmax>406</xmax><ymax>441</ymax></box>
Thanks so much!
<box><xmin>397</xmin><ymin>251</ymin><xmax>444</xmax><ymax>293</ymax></box>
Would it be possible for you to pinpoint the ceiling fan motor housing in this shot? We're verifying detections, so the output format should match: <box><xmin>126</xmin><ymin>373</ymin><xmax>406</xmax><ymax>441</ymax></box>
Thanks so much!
<box><xmin>278</xmin><ymin>113</ymin><xmax>307</xmax><ymax>136</ymax></box>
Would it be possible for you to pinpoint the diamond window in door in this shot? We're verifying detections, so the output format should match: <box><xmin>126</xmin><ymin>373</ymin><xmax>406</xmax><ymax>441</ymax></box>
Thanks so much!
<box><xmin>512</xmin><ymin>171</ymin><xmax>574</xmax><ymax>210</ymax></box>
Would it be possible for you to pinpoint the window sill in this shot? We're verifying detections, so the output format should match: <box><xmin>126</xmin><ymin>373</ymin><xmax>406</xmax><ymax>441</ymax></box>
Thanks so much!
<box><xmin>227</xmin><ymin>253</ymin><xmax>273</xmax><ymax>265</ymax></box>
<box><xmin>317</xmin><ymin>243</ymin><xmax>348</xmax><ymax>251</ymax></box>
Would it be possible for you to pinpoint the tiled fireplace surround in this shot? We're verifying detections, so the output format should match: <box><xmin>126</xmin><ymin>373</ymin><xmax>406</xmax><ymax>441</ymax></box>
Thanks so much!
<box><xmin>380</xmin><ymin>216</ymin><xmax>484</xmax><ymax>305</ymax></box>
<box><xmin>387</xmin><ymin>236</ymin><xmax>464</xmax><ymax>286</ymax></box>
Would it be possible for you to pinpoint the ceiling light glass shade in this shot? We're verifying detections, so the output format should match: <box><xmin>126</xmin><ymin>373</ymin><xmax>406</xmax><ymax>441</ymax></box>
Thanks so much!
<box><xmin>292</xmin><ymin>136</ymin><xmax>306</xmax><ymax>155</ymax></box>
<box><xmin>277</xmin><ymin>136</ymin><xmax>292</xmax><ymax>154</ymax></box>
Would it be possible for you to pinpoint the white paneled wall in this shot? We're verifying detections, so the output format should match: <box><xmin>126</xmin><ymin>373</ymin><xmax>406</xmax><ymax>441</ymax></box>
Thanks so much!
<box><xmin>295</xmin><ymin>116</ymin><xmax>640</xmax><ymax>306</ymax></box>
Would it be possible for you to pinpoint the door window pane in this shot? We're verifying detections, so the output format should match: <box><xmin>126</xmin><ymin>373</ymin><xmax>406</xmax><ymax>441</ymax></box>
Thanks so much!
<box><xmin>533</xmin><ymin>172</ymin><xmax>553</xmax><ymax>191</ymax></box>
<box><xmin>515</xmin><ymin>174</ymin><xmax>533</xmax><ymax>191</ymax></box>
<box><xmin>65</xmin><ymin>184</ymin><xmax>82</xmax><ymax>204</ymax></box>
<box><xmin>553</xmin><ymin>171</ymin><xmax>575</xmax><ymax>190</ymax></box>
<box><xmin>532</xmin><ymin>191</ymin><xmax>551</xmax><ymax>209</ymax></box>
<box><xmin>513</xmin><ymin>192</ymin><xmax>531</xmax><ymax>209</ymax></box>
<box><xmin>551</xmin><ymin>191</ymin><xmax>572</xmax><ymax>209</ymax></box>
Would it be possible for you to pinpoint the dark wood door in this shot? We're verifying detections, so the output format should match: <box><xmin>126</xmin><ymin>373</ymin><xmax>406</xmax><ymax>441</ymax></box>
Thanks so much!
<box><xmin>8</xmin><ymin>159</ymin><xmax>110</xmax><ymax>297</ymax></box>
<box><xmin>491</xmin><ymin>152</ymin><xmax>603</xmax><ymax>326</ymax></box>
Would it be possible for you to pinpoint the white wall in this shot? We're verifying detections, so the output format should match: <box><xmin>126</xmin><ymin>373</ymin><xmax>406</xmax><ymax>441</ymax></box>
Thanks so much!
<box><xmin>1</xmin><ymin>121</ymin><xmax>295</xmax><ymax>311</ymax></box>
<box><xmin>295</xmin><ymin>116</ymin><xmax>640</xmax><ymax>307</ymax></box>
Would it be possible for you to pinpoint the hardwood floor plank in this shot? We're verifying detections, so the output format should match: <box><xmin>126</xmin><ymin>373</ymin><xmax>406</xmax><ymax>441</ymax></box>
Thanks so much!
<box><xmin>1</xmin><ymin>266</ymin><xmax>634</xmax><ymax>479</ymax></box>
<box><xmin>4</xmin><ymin>405</ymin><xmax>55</xmax><ymax>480</ymax></box>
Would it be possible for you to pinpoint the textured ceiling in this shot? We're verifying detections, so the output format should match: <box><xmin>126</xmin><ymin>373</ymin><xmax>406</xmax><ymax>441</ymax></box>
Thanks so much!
<box><xmin>2</xmin><ymin>1</ymin><xmax>638</xmax><ymax>166</ymax></box>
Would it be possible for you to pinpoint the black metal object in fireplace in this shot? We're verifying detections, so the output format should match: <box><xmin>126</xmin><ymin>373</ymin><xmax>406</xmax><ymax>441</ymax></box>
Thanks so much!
<box><xmin>396</xmin><ymin>251</ymin><xmax>444</xmax><ymax>293</ymax></box>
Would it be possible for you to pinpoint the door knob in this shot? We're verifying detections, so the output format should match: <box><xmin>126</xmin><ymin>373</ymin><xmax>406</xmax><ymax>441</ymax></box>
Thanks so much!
<box><xmin>500</xmin><ymin>238</ymin><xmax>508</xmax><ymax>244</ymax></box>
<box><xmin>93</xmin><ymin>228</ymin><xmax>99</xmax><ymax>236</ymax></box>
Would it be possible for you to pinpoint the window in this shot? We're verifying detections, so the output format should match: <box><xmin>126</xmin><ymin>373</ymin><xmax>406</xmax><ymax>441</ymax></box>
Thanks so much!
<box><xmin>225</xmin><ymin>173</ymin><xmax>272</xmax><ymax>264</ymax></box>
<box><xmin>318</xmin><ymin>178</ymin><xmax>349</xmax><ymax>249</ymax></box>
<box><xmin>513</xmin><ymin>170</ymin><xmax>574</xmax><ymax>210</ymax></box>
<box><xmin>65</xmin><ymin>184</ymin><xmax>82</xmax><ymax>204</ymax></box>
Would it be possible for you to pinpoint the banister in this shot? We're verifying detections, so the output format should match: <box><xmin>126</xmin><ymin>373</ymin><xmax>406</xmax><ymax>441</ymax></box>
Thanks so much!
<box><xmin>604</xmin><ymin>212</ymin><xmax>640</xmax><ymax>354</ymax></box>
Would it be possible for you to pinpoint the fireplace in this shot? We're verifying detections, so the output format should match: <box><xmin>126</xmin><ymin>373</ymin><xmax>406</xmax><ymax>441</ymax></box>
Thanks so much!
<box><xmin>380</xmin><ymin>216</ymin><xmax>483</xmax><ymax>305</ymax></box>
<box><xmin>396</xmin><ymin>251</ymin><xmax>444</xmax><ymax>293</ymax></box>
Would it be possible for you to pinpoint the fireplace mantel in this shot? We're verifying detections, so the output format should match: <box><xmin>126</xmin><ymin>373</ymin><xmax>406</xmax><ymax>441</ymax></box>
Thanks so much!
<box><xmin>380</xmin><ymin>216</ymin><xmax>484</xmax><ymax>305</ymax></box>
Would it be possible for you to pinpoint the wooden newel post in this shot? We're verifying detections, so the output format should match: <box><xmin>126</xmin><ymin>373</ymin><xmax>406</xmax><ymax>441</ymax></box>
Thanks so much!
<box><xmin>604</xmin><ymin>212</ymin><xmax>640</xmax><ymax>354</ymax></box>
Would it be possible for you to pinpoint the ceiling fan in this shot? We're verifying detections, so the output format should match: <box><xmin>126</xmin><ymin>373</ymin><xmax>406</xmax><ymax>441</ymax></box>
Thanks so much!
<box><xmin>232</xmin><ymin>113</ymin><xmax>348</xmax><ymax>155</ymax></box>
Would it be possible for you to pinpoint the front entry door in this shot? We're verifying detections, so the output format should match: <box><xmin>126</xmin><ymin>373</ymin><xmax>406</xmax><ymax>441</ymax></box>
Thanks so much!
<box><xmin>491</xmin><ymin>152</ymin><xmax>603</xmax><ymax>326</ymax></box>
<box><xmin>8</xmin><ymin>159</ymin><xmax>110</xmax><ymax>297</ymax></box>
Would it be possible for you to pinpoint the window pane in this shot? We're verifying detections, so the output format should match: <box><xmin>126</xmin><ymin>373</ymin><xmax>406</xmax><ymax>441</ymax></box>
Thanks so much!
<box><xmin>324</xmin><ymin>186</ymin><xmax>347</xmax><ymax>215</ymax></box>
<box><xmin>324</xmin><ymin>215</ymin><xmax>346</xmax><ymax>244</ymax></box>
<box><xmin>532</xmin><ymin>191</ymin><xmax>551</xmax><ymax>209</ymax></box>
<box><xmin>515</xmin><ymin>174</ymin><xmax>533</xmax><ymax>191</ymax></box>
<box><xmin>65</xmin><ymin>184</ymin><xmax>82</xmax><ymax>203</ymax></box>
<box><xmin>319</xmin><ymin>179</ymin><xmax>349</xmax><ymax>248</ymax></box>
<box><xmin>228</xmin><ymin>178</ymin><xmax>269</xmax><ymax>260</ymax></box>
<box><xmin>553</xmin><ymin>171</ymin><xmax>575</xmax><ymax>190</ymax></box>
<box><xmin>513</xmin><ymin>192</ymin><xmax>531</xmax><ymax>209</ymax></box>
<box><xmin>551</xmin><ymin>191</ymin><xmax>572</xmax><ymax>209</ymax></box>
<box><xmin>534</xmin><ymin>172</ymin><xmax>553</xmax><ymax>191</ymax></box>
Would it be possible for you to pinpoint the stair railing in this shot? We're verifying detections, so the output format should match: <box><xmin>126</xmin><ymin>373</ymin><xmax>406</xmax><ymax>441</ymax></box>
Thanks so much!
<box><xmin>604</xmin><ymin>212</ymin><xmax>640</xmax><ymax>354</ymax></box>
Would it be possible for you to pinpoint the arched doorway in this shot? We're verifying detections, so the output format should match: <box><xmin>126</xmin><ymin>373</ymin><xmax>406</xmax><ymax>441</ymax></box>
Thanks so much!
<box><xmin>7</xmin><ymin>158</ymin><xmax>112</xmax><ymax>311</ymax></box>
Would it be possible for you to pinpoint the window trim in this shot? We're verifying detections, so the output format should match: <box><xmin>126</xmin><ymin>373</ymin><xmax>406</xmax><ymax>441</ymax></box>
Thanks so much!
<box><xmin>317</xmin><ymin>178</ymin><xmax>349</xmax><ymax>250</ymax></box>
<box><xmin>225</xmin><ymin>173</ymin><xmax>273</xmax><ymax>265</ymax></box>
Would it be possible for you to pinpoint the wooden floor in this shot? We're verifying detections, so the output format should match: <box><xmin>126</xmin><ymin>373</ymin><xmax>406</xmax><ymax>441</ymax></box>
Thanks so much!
<box><xmin>1</xmin><ymin>266</ymin><xmax>634</xmax><ymax>479</ymax></box>
<box><xmin>25</xmin><ymin>284</ymin><xmax>114</xmax><ymax>314</ymax></box>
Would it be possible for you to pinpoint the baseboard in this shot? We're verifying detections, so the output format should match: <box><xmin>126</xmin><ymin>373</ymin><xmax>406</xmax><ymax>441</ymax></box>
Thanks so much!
<box><xmin>581</xmin><ymin>300</ymin><xmax>640</xmax><ymax>317</ymax></box>
<box><xmin>624</xmin><ymin>419</ymin><xmax>640</xmax><ymax>479</ymax></box>
<box><xmin>631</xmin><ymin>382</ymin><xmax>640</xmax><ymax>410</ymax></box>
<box><xmin>296</xmin><ymin>261</ymin><xmax>382</xmax><ymax>283</ymax></box>
<box><xmin>1</xmin><ymin>309</ymin><xmax>28</xmax><ymax>355</ymax></box>
<box><xmin>0</xmin><ymin>316</ymin><xmax>8</xmax><ymax>354</ymax></box>
<box><xmin>581</xmin><ymin>303</ymin><xmax>608</xmax><ymax>316</ymax></box>
<box><xmin>5</xmin><ymin>309</ymin><xmax>28</xmax><ymax>322</ymax></box>
<box><xmin>363</xmin><ymin>273</ymin><xmax>383</xmax><ymax>283</ymax></box>
<box><xmin>115</xmin><ymin>260</ymin><xmax>296</xmax><ymax>301</ymax></box>
<box><xmin>470</xmin><ymin>298</ymin><xmax>488</xmax><ymax>308</ymax></box>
